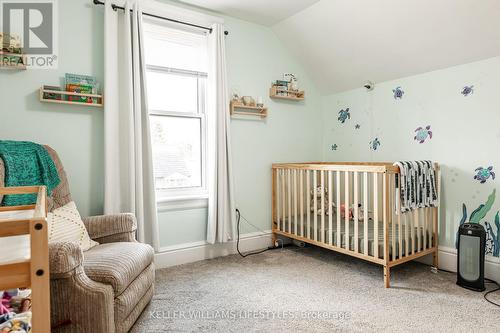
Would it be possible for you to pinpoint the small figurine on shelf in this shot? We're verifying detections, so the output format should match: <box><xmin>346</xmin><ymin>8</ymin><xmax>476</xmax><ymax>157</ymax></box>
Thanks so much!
<box><xmin>241</xmin><ymin>96</ymin><xmax>255</xmax><ymax>106</ymax></box>
<box><xmin>284</xmin><ymin>73</ymin><xmax>299</xmax><ymax>91</ymax></box>
<box><xmin>256</xmin><ymin>96</ymin><xmax>263</xmax><ymax>107</ymax></box>
<box><xmin>0</xmin><ymin>33</ymin><xmax>22</xmax><ymax>53</ymax></box>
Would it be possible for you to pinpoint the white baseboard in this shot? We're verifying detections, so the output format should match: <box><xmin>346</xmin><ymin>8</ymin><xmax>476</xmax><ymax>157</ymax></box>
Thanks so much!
<box><xmin>155</xmin><ymin>236</ymin><xmax>500</xmax><ymax>282</ymax></box>
<box><xmin>417</xmin><ymin>246</ymin><xmax>500</xmax><ymax>282</ymax></box>
<box><xmin>154</xmin><ymin>231</ymin><xmax>273</xmax><ymax>269</ymax></box>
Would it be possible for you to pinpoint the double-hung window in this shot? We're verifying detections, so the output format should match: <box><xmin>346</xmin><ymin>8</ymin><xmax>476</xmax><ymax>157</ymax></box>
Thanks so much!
<box><xmin>143</xmin><ymin>19</ymin><xmax>209</xmax><ymax>200</ymax></box>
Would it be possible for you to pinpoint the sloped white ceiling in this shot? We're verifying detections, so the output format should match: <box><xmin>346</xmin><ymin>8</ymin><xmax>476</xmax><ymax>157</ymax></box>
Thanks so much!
<box><xmin>176</xmin><ymin>0</ymin><xmax>320</xmax><ymax>26</ymax></box>
<box><xmin>272</xmin><ymin>0</ymin><xmax>500</xmax><ymax>94</ymax></box>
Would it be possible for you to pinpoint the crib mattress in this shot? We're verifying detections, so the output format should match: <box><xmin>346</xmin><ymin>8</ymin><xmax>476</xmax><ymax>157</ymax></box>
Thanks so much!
<box><xmin>278</xmin><ymin>213</ymin><xmax>434</xmax><ymax>260</ymax></box>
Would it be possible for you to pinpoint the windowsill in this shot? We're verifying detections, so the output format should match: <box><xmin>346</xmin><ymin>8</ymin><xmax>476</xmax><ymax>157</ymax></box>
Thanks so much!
<box><xmin>157</xmin><ymin>194</ymin><xmax>208</xmax><ymax>212</ymax></box>
<box><xmin>157</xmin><ymin>194</ymin><xmax>208</xmax><ymax>203</ymax></box>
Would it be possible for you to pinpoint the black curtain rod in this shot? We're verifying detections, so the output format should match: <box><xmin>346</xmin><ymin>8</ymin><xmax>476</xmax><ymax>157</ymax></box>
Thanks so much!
<box><xmin>92</xmin><ymin>0</ymin><xmax>229</xmax><ymax>35</ymax></box>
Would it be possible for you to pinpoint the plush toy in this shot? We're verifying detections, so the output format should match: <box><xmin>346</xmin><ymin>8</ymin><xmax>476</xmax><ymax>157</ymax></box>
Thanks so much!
<box><xmin>340</xmin><ymin>203</ymin><xmax>372</xmax><ymax>221</ymax></box>
<box><xmin>310</xmin><ymin>186</ymin><xmax>336</xmax><ymax>215</ymax></box>
<box><xmin>0</xmin><ymin>292</ymin><xmax>12</xmax><ymax>316</ymax></box>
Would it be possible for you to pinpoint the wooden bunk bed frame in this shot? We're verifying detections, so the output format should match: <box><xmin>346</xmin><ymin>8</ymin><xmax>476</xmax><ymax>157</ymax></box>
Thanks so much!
<box><xmin>0</xmin><ymin>186</ymin><xmax>50</xmax><ymax>331</ymax></box>
<box><xmin>271</xmin><ymin>162</ymin><xmax>440</xmax><ymax>288</ymax></box>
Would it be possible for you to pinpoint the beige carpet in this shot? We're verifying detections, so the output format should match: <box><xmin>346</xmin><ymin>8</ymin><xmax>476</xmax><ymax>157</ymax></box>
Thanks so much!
<box><xmin>131</xmin><ymin>246</ymin><xmax>499</xmax><ymax>332</ymax></box>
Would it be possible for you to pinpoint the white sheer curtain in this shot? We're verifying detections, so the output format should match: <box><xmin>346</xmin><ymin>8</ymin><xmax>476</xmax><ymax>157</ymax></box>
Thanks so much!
<box><xmin>206</xmin><ymin>23</ymin><xmax>236</xmax><ymax>244</ymax></box>
<box><xmin>103</xmin><ymin>0</ymin><xmax>159</xmax><ymax>250</ymax></box>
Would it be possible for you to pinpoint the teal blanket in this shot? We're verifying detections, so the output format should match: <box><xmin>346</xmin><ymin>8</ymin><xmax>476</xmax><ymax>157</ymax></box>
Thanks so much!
<box><xmin>0</xmin><ymin>140</ymin><xmax>60</xmax><ymax>206</ymax></box>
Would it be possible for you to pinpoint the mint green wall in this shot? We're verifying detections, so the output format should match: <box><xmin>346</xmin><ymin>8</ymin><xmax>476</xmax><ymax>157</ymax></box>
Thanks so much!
<box><xmin>0</xmin><ymin>0</ymin><xmax>322</xmax><ymax>246</ymax></box>
<box><xmin>0</xmin><ymin>0</ymin><xmax>104</xmax><ymax>217</ymax></box>
<box><xmin>322</xmin><ymin>56</ymin><xmax>500</xmax><ymax>253</ymax></box>
<box><xmin>157</xmin><ymin>14</ymin><xmax>323</xmax><ymax>248</ymax></box>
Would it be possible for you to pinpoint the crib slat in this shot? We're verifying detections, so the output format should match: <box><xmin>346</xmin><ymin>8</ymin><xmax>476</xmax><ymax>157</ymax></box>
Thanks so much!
<box><xmin>328</xmin><ymin>170</ymin><xmax>333</xmax><ymax>245</ymax></box>
<box><xmin>336</xmin><ymin>171</ymin><xmax>341</xmax><ymax>247</ymax></box>
<box><xmin>410</xmin><ymin>207</ymin><xmax>415</xmax><ymax>254</ymax></box>
<box><xmin>405</xmin><ymin>212</ymin><xmax>409</xmax><ymax>257</ymax></box>
<box><xmin>374</xmin><ymin>174</ymin><xmax>379</xmax><ymax>259</ymax></box>
<box><xmin>300</xmin><ymin>170</ymin><xmax>304</xmax><ymax>237</ymax></box>
<box><xmin>313</xmin><ymin>170</ymin><xmax>318</xmax><ymax>241</ymax></box>
<box><xmin>423</xmin><ymin>207</ymin><xmax>428</xmax><ymax>250</ymax></box>
<box><xmin>276</xmin><ymin>169</ymin><xmax>281</xmax><ymax>232</ymax></box>
<box><xmin>433</xmin><ymin>206</ymin><xmax>438</xmax><ymax>248</ymax></box>
<box><xmin>415</xmin><ymin>209</ymin><xmax>420</xmax><ymax>252</ymax></box>
<box><xmin>288</xmin><ymin>169</ymin><xmax>292</xmax><ymax>233</ymax></box>
<box><xmin>353</xmin><ymin>171</ymin><xmax>359</xmax><ymax>253</ymax></box>
<box><xmin>383</xmin><ymin>173</ymin><xmax>389</xmax><ymax>261</ymax></box>
<box><xmin>391</xmin><ymin>175</ymin><xmax>396</xmax><ymax>260</ymax></box>
<box><xmin>363</xmin><ymin>172</ymin><xmax>369</xmax><ymax>256</ymax></box>
<box><xmin>294</xmin><ymin>169</ymin><xmax>298</xmax><ymax>235</ymax></box>
<box><xmin>281</xmin><ymin>169</ymin><xmax>286</xmax><ymax>232</ymax></box>
<box><xmin>397</xmin><ymin>175</ymin><xmax>402</xmax><ymax>259</ymax></box>
<box><xmin>306</xmin><ymin>170</ymin><xmax>311</xmax><ymax>239</ymax></box>
<box><xmin>321</xmin><ymin>170</ymin><xmax>325</xmax><ymax>243</ymax></box>
<box><xmin>345</xmin><ymin>171</ymin><xmax>350</xmax><ymax>250</ymax></box>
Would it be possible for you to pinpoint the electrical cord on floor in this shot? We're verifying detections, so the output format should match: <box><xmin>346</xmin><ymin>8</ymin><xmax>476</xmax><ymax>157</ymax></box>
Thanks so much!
<box><xmin>484</xmin><ymin>278</ymin><xmax>500</xmax><ymax>308</ymax></box>
<box><xmin>236</xmin><ymin>208</ymin><xmax>281</xmax><ymax>258</ymax></box>
<box><xmin>432</xmin><ymin>266</ymin><xmax>500</xmax><ymax>308</ymax></box>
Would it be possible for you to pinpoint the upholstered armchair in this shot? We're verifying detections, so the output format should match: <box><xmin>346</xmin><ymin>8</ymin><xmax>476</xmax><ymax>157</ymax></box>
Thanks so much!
<box><xmin>0</xmin><ymin>146</ymin><xmax>154</xmax><ymax>333</ymax></box>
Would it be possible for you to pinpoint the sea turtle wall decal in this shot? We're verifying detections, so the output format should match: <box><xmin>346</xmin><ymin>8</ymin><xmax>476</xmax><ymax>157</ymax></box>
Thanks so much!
<box><xmin>474</xmin><ymin>166</ymin><xmax>495</xmax><ymax>184</ymax></box>
<box><xmin>338</xmin><ymin>108</ymin><xmax>350</xmax><ymax>124</ymax></box>
<box><xmin>414</xmin><ymin>125</ymin><xmax>432</xmax><ymax>143</ymax></box>
<box><xmin>369</xmin><ymin>138</ymin><xmax>381</xmax><ymax>151</ymax></box>
<box><xmin>331</xmin><ymin>144</ymin><xmax>338</xmax><ymax>151</ymax></box>
<box><xmin>392</xmin><ymin>86</ymin><xmax>404</xmax><ymax>99</ymax></box>
<box><xmin>461</xmin><ymin>85</ymin><xmax>474</xmax><ymax>96</ymax></box>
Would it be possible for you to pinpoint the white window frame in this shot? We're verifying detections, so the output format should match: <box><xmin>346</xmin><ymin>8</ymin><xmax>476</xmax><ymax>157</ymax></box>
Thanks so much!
<box><xmin>147</xmin><ymin>64</ymin><xmax>209</xmax><ymax>201</ymax></box>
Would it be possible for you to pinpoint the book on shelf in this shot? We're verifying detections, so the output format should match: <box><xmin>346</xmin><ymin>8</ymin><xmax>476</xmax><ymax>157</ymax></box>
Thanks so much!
<box><xmin>66</xmin><ymin>84</ymin><xmax>94</xmax><ymax>103</ymax></box>
<box><xmin>42</xmin><ymin>85</ymin><xmax>62</xmax><ymax>100</ymax></box>
<box><xmin>64</xmin><ymin>73</ymin><xmax>99</xmax><ymax>103</ymax></box>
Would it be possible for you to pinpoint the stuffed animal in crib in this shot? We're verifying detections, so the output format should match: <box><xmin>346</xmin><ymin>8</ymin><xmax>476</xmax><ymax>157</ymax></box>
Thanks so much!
<box><xmin>340</xmin><ymin>203</ymin><xmax>371</xmax><ymax>221</ymax></box>
<box><xmin>310</xmin><ymin>186</ymin><xmax>336</xmax><ymax>215</ymax></box>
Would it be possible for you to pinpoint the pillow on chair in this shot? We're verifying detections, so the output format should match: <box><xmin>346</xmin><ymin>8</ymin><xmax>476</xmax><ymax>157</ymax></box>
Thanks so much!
<box><xmin>47</xmin><ymin>201</ymin><xmax>98</xmax><ymax>251</ymax></box>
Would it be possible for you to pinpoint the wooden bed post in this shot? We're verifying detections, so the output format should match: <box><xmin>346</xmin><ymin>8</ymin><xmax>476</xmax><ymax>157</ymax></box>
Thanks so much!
<box><xmin>383</xmin><ymin>171</ymin><xmax>391</xmax><ymax>288</ymax></box>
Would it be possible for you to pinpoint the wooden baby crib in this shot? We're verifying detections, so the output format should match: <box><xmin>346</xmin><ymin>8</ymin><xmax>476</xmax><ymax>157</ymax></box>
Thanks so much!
<box><xmin>271</xmin><ymin>162</ymin><xmax>440</xmax><ymax>288</ymax></box>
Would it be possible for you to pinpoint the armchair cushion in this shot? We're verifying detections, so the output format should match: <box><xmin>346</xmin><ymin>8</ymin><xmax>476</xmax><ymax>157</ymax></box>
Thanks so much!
<box><xmin>83</xmin><ymin>242</ymin><xmax>154</xmax><ymax>296</ymax></box>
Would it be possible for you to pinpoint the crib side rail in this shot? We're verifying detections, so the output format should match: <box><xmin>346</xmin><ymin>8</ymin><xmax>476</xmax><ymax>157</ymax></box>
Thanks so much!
<box><xmin>272</xmin><ymin>164</ymin><xmax>391</xmax><ymax>265</ymax></box>
<box><xmin>386</xmin><ymin>166</ymin><xmax>440</xmax><ymax>268</ymax></box>
<box><xmin>272</xmin><ymin>164</ymin><xmax>440</xmax><ymax>268</ymax></box>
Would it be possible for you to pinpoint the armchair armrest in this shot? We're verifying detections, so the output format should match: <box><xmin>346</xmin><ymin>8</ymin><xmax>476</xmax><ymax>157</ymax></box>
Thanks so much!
<box><xmin>82</xmin><ymin>213</ymin><xmax>137</xmax><ymax>243</ymax></box>
<box><xmin>48</xmin><ymin>243</ymin><xmax>115</xmax><ymax>332</ymax></box>
<box><xmin>49</xmin><ymin>242</ymin><xmax>83</xmax><ymax>278</ymax></box>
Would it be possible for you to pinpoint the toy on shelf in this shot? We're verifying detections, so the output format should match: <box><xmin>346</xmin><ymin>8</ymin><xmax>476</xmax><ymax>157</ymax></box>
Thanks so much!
<box><xmin>230</xmin><ymin>95</ymin><xmax>267</xmax><ymax>118</ymax></box>
<box><xmin>0</xmin><ymin>33</ymin><xmax>26</xmax><ymax>70</ymax></box>
<box><xmin>270</xmin><ymin>73</ymin><xmax>305</xmax><ymax>101</ymax></box>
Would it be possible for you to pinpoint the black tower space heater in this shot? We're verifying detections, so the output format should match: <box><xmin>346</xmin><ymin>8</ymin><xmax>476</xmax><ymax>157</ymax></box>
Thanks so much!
<box><xmin>457</xmin><ymin>223</ymin><xmax>486</xmax><ymax>291</ymax></box>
